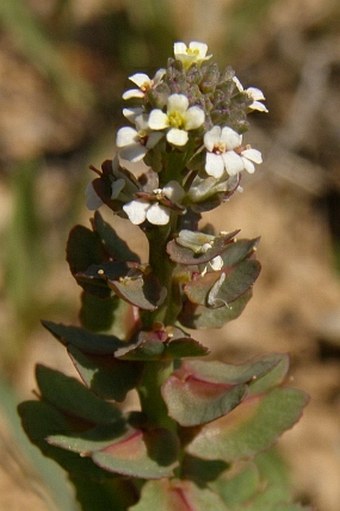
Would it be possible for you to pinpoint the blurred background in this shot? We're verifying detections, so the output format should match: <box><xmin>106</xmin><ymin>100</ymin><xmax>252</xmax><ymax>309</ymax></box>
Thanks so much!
<box><xmin>0</xmin><ymin>0</ymin><xmax>340</xmax><ymax>509</ymax></box>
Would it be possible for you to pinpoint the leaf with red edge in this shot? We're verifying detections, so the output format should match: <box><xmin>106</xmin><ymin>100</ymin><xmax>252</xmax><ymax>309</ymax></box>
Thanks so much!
<box><xmin>48</xmin><ymin>425</ymin><xmax>179</xmax><ymax>479</ymax></box>
<box><xmin>161</xmin><ymin>355</ymin><xmax>288</xmax><ymax>427</ymax></box>
<box><xmin>92</xmin><ymin>427</ymin><xmax>179</xmax><ymax>479</ymax></box>
<box><xmin>183</xmin><ymin>354</ymin><xmax>289</xmax><ymax>391</ymax></box>
<box><xmin>129</xmin><ymin>479</ymin><xmax>229</xmax><ymax>511</ymax></box>
<box><xmin>186</xmin><ymin>388</ymin><xmax>309</xmax><ymax>462</ymax></box>
<box><xmin>162</xmin><ymin>371</ymin><xmax>246</xmax><ymax>427</ymax></box>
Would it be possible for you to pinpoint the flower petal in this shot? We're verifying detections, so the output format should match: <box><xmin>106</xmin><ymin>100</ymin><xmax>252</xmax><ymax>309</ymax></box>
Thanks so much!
<box><xmin>163</xmin><ymin>181</ymin><xmax>185</xmax><ymax>202</ymax></box>
<box><xmin>221</xmin><ymin>127</ymin><xmax>242</xmax><ymax>150</ymax></box>
<box><xmin>232</xmin><ymin>76</ymin><xmax>244</xmax><ymax>92</ymax></box>
<box><xmin>123</xmin><ymin>200</ymin><xmax>149</xmax><ymax>225</ymax></box>
<box><xmin>167</xmin><ymin>94</ymin><xmax>189</xmax><ymax>114</ymax></box>
<box><xmin>204</xmin><ymin>126</ymin><xmax>222</xmax><ymax>151</ymax></box>
<box><xmin>146</xmin><ymin>131</ymin><xmax>164</xmax><ymax>149</ymax></box>
<box><xmin>222</xmin><ymin>151</ymin><xmax>244</xmax><ymax>176</ymax></box>
<box><xmin>128</xmin><ymin>73</ymin><xmax>150</xmax><ymax>88</ymax></box>
<box><xmin>241</xmin><ymin>157</ymin><xmax>255</xmax><ymax>174</ymax></box>
<box><xmin>185</xmin><ymin>106</ymin><xmax>205</xmax><ymax>130</ymax></box>
<box><xmin>119</xmin><ymin>143</ymin><xmax>147</xmax><ymax>162</ymax></box>
<box><xmin>123</xmin><ymin>107</ymin><xmax>144</xmax><ymax>122</ymax></box>
<box><xmin>210</xmin><ymin>255</ymin><xmax>224</xmax><ymax>271</ymax></box>
<box><xmin>189</xmin><ymin>41</ymin><xmax>208</xmax><ymax>57</ymax></box>
<box><xmin>205</xmin><ymin>152</ymin><xmax>225</xmax><ymax>178</ymax></box>
<box><xmin>116</xmin><ymin>127</ymin><xmax>138</xmax><ymax>147</ymax></box>
<box><xmin>250</xmin><ymin>101</ymin><xmax>268</xmax><ymax>113</ymax></box>
<box><xmin>122</xmin><ymin>89</ymin><xmax>145</xmax><ymax>100</ymax></box>
<box><xmin>247</xmin><ymin>87</ymin><xmax>265</xmax><ymax>101</ymax></box>
<box><xmin>166</xmin><ymin>128</ymin><xmax>188</xmax><ymax>146</ymax></box>
<box><xmin>148</xmin><ymin>109</ymin><xmax>169</xmax><ymax>130</ymax></box>
<box><xmin>173</xmin><ymin>42</ymin><xmax>188</xmax><ymax>56</ymax></box>
<box><xmin>241</xmin><ymin>148</ymin><xmax>263</xmax><ymax>164</ymax></box>
<box><xmin>146</xmin><ymin>203</ymin><xmax>170</xmax><ymax>225</ymax></box>
<box><xmin>153</xmin><ymin>68</ymin><xmax>166</xmax><ymax>85</ymax></box>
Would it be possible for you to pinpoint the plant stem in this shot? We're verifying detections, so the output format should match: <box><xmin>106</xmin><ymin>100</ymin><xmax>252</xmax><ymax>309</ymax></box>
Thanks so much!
<box><xmin>137</xmin><ymin>360</ymin><xmax>176</xmax><ymax>431</ymax></box>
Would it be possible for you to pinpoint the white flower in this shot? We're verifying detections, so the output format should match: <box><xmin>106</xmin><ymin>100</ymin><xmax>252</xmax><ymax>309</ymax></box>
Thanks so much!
<box><xmin>204</xmin><ymin>126</ymin><xmax>263</xmax><ymax>178</ymax></box>
<box><xmin>174</xmin><ymin>41</ymin><xmax>212</xmax><ymax>69</ymax></box>
<box><xmin>122</xmin><ymin>69</ymin><xmax>165</xmax><ymax>100</ymax></box>
<box><xmin>177</xmin><ymin>230</ymin><xmax>223</xmax><ymax>274</ymax></box>
<box><xmin>207</xmin><ymin>272</ymin><xmax>227</xmax><ymax>307</ymax></box>
<box><xmin>233</xmin><ymin>76</ymin><xmax>268</xmax><ymax>113</ymax></box>
<box><xmin>116</xmin><ymin>113</ymin><xmax>163</xmax><ymax>162</ymax></box>
<box><xmin>148</xmin><ymin>94</ymin><xmax>204</xmax><ymax>146</ymax></box>
<box><xmin>123</xmin><ymin>181</ymin><xmax>185</xmax><ymax>226</ymax></box>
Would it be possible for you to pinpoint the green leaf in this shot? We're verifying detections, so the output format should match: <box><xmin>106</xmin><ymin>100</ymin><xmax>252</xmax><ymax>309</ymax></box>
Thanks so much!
<box><xmin>18</xmin><ymin>400</ymin><xmax>111</xmax><ymax>480</ymax></box>
<box><xmin>70</xmin><ymin>477</ymin><xmax>136</xmax><ymax>511</ymax></box>
<box><xmin>48</xmin><ymin>423</ymin><xmax>127</xmax><ymax>454</ymax></box>
<box><xmin>92</xmin><ymin>212</ymin><xmax>140</xmax><ymax>263</ymax></box>
<box><xmin>208</xmin><ymin>260</ymin><xmax>261</xmax><ymax>307</ymax></box>
<box><xmin>162</xmin><ymin>370</ymin><xmax>246</xmax><ymax>427</ymax></box>
<box><xmin>183</xmin><ymin>354</ymin><xmax>289</xmax><ymax>390</ymax></box>
<box><xmin>220</xmin><ymin>238</ymin><xmax>259</xmax><ymax>267</ymax></box>
<box><xmin>66</xmin><ymin>225</ymin><xmax>110</xmax><ymax>297</ymax></box>
<box><xmin>162</xmin><ymin>355</ymin><xmax>288</xmax><ymax>427</ymax></box>
<box><xmin>184</xmin><ymin>272</ymin><xmax>221</xmax><ymax>305</ymax></box>
<box><xmin>109</xmin><ymin>271</ymin><xmax>167</xmax><ymax>311</ymax></box>
<box><xmin>212</xmin><ymin>461</ymin><xmax>260</xmax><ymax>506</ymax></box>
<box><xmin>129</xmin><ymin>479</ymin><xmax>229</xmax><ymax>511</ymax></box>
<box><xmin>68</xmin><ymin>345</ymin><xmax>143</xmax><ymax>402</ymax></box>
<box><xmin>36</xmin><ymin>365</ymin><xmax>122</xmax><ymax>424</ymax></box>
<box><xmin>91</xmin><ymin>427</ymin><xmax>179</xmax><ymax>479</ymax></box>
<box><xmin>248</xmin><ymin>355</ymin><xmax>289</xmax><ymax>395</ymax></box>
<box><xmin>186</xmin><ymin>388</ymin><xmax>309</xmax><ymax>462</ymax></box>
<box><xmin>182</xmin><ymin>455</ymin><xmax>228</xmax><ymax>485</ymax></box>
<box><xmin>180</xmin><ymin>290</ymin><xmax>252</xmax><ymax>329</ymax></box>
<box><xmin>42</xmin><ymin>320</ymin><xmax>126</xmax><ymax>354</ymax></box>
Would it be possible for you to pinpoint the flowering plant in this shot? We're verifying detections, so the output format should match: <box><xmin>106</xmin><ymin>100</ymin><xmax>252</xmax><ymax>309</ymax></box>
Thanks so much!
<box><xmin>19</xmin><ymin>42</ymin><xmax>309</xmax><ymax>511</ymax></box>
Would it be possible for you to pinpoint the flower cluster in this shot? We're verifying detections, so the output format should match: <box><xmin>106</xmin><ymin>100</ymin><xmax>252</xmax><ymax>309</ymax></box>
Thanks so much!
<box><xmin>88</xmin><ymin>41</ymin><xmax>267</xmax><ymax>226</ymax></box>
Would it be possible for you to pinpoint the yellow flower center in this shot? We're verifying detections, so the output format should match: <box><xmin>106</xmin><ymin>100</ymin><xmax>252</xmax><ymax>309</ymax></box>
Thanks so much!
<box><xmin>168</xmin><ymin>111</ymin><xmax>185</xmax><ymax>129</ymax></box>
<box><xmin>140</xmin><ymin>81</ymin><xmax>151</xmax><ymax>92</ymax></box>
<box><xmin>187</xmin><ymin>48</ymin><xmax>200</xmax><ymax>57</ymax></box>
<box><xmin>213</xmin><ymin>142</ymin><xmax>226</xmax><ymax>154</ymax></box>
<box><xmin>138</xmin><ymin>130</ymin><xmax>149</xmax><ymax>146</ymax></box>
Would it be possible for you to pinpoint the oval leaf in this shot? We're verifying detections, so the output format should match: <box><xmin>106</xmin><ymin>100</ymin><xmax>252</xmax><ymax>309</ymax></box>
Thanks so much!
<box><xmin>129</xmin><ymin>479</ymin><xmax>229</xmax><ymax>511</ymax></box>
<box><xmin>36</xmin><ymin>365</ymin><xmax>122</xmax><ymax>424</ymax></box>
<box><xmin>186</xmin><ymin>388</ymin><xmax>309</xmax><ymax>462</ymax></box>
<box><xmin>162</xmin><ymin>372</ymin><xmax>247</xmax><ymax>427</ymax></box>
<box><xmin>42</xmin><ymin>320</ymin><xmax>126</xmax><ymax>354</ymax></box>
<box><xmin>179</xmin><ymin>290</ymin><xmax>252</xmax><ymax>329</ymax></box>
<box><xmin>92</xmin><ymin>428</ymin><xmax>179</xmax><ymax>479</ymax></box>
<box><xmin>68</xmin><ymin>345</ymin><xmax>143</xmax><ymax>402</ymax></box>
